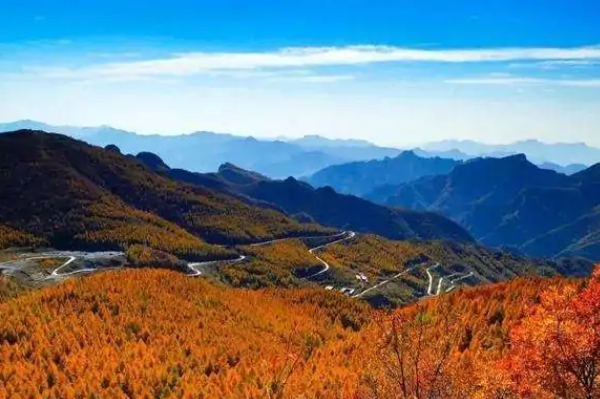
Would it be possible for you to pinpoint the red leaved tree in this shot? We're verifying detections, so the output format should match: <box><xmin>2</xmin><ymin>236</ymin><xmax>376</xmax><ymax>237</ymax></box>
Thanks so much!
<box><xmin>498</xmin><ymin>267</ymin><xmax>600</xmax><ymax>399</ymax></box>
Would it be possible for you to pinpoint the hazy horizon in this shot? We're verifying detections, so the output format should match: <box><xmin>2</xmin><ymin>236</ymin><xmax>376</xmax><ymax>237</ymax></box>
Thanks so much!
<box><xmin>3</xmin><ymin>118</ymin><xmax>600</xmax><ymax>149</ymax></box>
<box><xmin>1</xmin><ymin>1</ymin><xmax>599</xmax><ymax>147</ymax></box>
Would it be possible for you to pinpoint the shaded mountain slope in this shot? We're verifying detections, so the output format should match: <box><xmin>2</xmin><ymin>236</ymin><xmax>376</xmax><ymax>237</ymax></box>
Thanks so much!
<box><xmin>368</xmin><ymin>154</ymin><xmax>600</xmax><ymax>259</ymax></box>
<box><xmin>308</xmin><ymin>150</ymin><xmax>459</xmax><ymax>196</ymax></box>
<box><xmin>242</xmin><ymin>179</ymin><xmax>473</xmax><ymax>242</ymax></box>
<box><xmin>522</xmin><ymin>205</ymin><xmax>600</xmax><ymax>259</ymax></box>
<box><xmin>210</xmin><ymin>168</ymin><xmax>474</xmax><ymax>243</ymax></box>
<box><xmin>134</xmin><ymin>151</ymin><xmax>474</xmax><ymax>243</ymax></box>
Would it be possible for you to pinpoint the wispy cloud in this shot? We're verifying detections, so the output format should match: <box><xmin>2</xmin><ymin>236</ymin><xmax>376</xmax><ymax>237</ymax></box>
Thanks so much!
<box><xmin>539</xmin><ymin>60</ymin><xmax>599</xmax><ymax>67</ymax></box>
<box><xmin>268</xmin><ymin>74</ymin><xmax>355</xmax><ymax>83</ymax></box>
<box><xmin>31</xmin><ymin>45</ymin><xmax>600</xmax><ymax>79</ymax></box>
<box><xmin>509</xmin><ymin>60</ymin><xmax>599</xmax><ymax>69</ymax></box>
<box><xmin>27</xmin><ymin>64</ymin><xmax>352</xmax><ymax>85</ymax></box>
<box><xmin>446</xmin><ymin>77</ymin><xmax>544</xmax><ymax>85</ymax></box>
<box><xmin>446</xmin><ymin>76</ymin><xmax>600</xmax><ymax>87</ymax></box>
<box><xmin>559</xmin><ymin>79</ymin><xmax>600</xmax><ymax>87</ymax></box>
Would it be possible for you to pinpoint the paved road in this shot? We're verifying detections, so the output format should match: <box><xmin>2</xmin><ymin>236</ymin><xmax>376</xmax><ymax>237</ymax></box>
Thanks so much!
<box><xmin>352</xmin><ymin>265</ymin><xmax>421</xmax><ymax>298</ymax></box>
<box><xmin>445</xmin><ymin>272</ymin><xmax>475</xmax><ymax>293</ymax></box>
<box><xmin>188</xmin><ymin>231</ymin><xmax>355</xmax><ymax>278</ymax></box>
<box><xmin>187</xmin><ymin>255</ymin><xmax>247</xmax><ymax>277</ymax></box>
<box><xmin>0</xmin><ymin>232</ymin><xmax>355</xmax><ymax>282</ymax></box>
<box><xmin>47</xmin><ymin>253</ymin><xmax>123</xmax><ymax>279</ymax></box>
<box><xmin>249</xmin><ymin>232</ymin><xmax>347</xmax><ymax>248</ymax></box>
<box><xmin>426</xmin><ymin>263</ymin><xmax>440</xmax><ymax>295</ymax></box>
<box><xmin>0</xmin><ymin>251</ymin><xmax>125</xmax><ymax>281</ymax></box>
<box><xmin>305</xmin><ymin>231</ymin><xmax>356</xmax><ymax>279</ymax></box>
<box><xmin>353</xmin><ymin>261</ymin><xmax>477</xmax><ymax>300</ymax></box>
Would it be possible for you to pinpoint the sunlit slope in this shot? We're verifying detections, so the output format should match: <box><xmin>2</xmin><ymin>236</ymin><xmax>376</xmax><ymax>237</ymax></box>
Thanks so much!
<box><xmin>0</xmin><ymin>130</ymin><xmax>330</xmax><ymax>258</ymax></box>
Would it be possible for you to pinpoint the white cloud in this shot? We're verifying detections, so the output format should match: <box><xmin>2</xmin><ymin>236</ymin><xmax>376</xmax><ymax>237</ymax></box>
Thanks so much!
<box><xmin>559</xmin><ymin>79</ymin><xmax>600</xmax><ymax>87</ymax></box>
<box><xmin>268</xmin><ymin>74</ymin><xmax>355</xmax><ymax>83</ymax></box>
<box><xmin>446</xmin><ymin>77</ymin><xmax>545</xmax><ymax>85</ymax></box>
<box><xmin>446</xmin><ymin>76</ymin><xmax>600</xmax><ymax>87</ymax></box>
<box><xmin>539</xmin><ymin>60</ymin><xmax>599</xmax><ymax>66</ymax></box>
<box><xmin>509</xmin><ymin>60</ymin><xmax>599</xmax><ymax>69</ymax></box>
<box><xmin>33</xmin><ymin>63</ymin><xmax>352</xmax><ymax>84</ymax></box>
<box><xmin>32</xmin><ymin>45</ymin><xmax>600</xmax><ymax>79</ymax></box>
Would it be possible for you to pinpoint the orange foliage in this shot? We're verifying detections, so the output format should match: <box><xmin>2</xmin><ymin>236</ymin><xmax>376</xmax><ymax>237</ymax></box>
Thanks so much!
<box><xmin>219</xmin><ymin>240</ymin><xmax>321</xmax><ymax>288</ymax></box>
<box><xmin>0</xmin><ymin>223</ymin><xmax>44</xmax><ymax>250</ymax></box>
<box><xmin>0</xmin><ymin>270</ymin><xmax>369</xmax><ymax>399</ymax></box>
<box><xmin>0</xmin><ymin>265</ymin><xmax>597</xmax><ymax>399</ymax></box>
<box><xmin>495</xmin><ymin>267</ymin><xmax>600</xmax><ymax>399</ymax></box>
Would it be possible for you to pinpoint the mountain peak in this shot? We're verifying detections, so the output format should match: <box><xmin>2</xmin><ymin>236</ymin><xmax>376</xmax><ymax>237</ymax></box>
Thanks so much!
<box><xmin>218</xmin><ymin>162</ymin><xmax>243</xmax><ymax>173</ymax></box>
<box><xmin>136</xmin><ymin>151</ymin><xmax>170</xmax><ymax>172</ymax></box>
<box><xmin>292</xmin><ymin>135</ymin><xmax>374</xmax><ymax>148</ymax></box>
<box><xmin>505</xmin><ymin>153</ymin><xmax>529</xmax><ymax>162</ymax></box>
<box><xmin>104</xmin><ymin>144</ymin><xmax>122</xmax><ymax>154</ymax></box>
<box><xmin>398</xmin><ymin>150</ymin><xmax>418</xmax><ymax>158</ymax></box>
<box><xmin>217</xmin><ymin>163</ymin><xmax>269</xmax><ymax>185</ymax></box>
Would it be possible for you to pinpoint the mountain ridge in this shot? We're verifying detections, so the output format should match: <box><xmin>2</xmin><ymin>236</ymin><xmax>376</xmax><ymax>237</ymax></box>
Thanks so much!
<box><xmin>368</xmin><ymin>153</ymin><xmax>600</xmax><ymax>259</ymax></box>
<box><xmin>4</xmin><ymin>120</ymin><xmax>596</xmax><ymax>178</ymax></box>
<box><xmin>132</xmin><ymin>151</ymin><xmax>475</xmax><ymax>243</ymax></box>
<box><xmin>307</xmin><ymin>150</ymin><xmax>460</xmax><ymax>196</ymax></box>
<box><xmin>423</xmin><ymin>138</ymin><xmax>600</xmax><ymax>166</ymax></box>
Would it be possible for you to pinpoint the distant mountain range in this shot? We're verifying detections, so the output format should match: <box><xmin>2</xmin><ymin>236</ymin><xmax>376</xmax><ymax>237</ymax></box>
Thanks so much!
<box><xmin>306</xmin><ymin>150</ymin><xmax>589</xmax><ymax>199</ymax></box>
<box><xmin>537</xmin><ymin>162</ymin><xmax>588</xmax><ymax>175</ymax></box>
<box><xmin>0</xmin><ymin>120</ymin><xmax>401</xmax><ymax>178</ymax></box>
<box><xmin>423</xmin><ymin>139</ymin><xmax>600</xmax><ymax>166</ymax></box>
<box><xmin>1</xmin><ymin>121</ymin><xmax>596</xmax><ymax>180</ymax></box>
<box><xmin>366</xmin><ymin>154</ymin><xmax>600</xmax><ymax>259</ymax></box>
<box><xmin>2</xmin><ymin>128</ymin><xmax>597</xmax><ymax>305</ymax></box>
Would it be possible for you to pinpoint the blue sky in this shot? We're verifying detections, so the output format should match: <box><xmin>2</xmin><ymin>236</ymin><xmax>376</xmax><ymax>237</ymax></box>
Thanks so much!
<box><xmin>1</xmin><ymin>0</ymin><xmax>600</xmax><ymax>146</ymax></box>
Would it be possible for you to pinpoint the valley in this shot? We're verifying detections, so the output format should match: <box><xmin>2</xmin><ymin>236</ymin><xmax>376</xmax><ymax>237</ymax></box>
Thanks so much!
<box><xmin>0</xmin><ymin>130</ymin><xmax>594</xmax><ymax>306</ymax></box>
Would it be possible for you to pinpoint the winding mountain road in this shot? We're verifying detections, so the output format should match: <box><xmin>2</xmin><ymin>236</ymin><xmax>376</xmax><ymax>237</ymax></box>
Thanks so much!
<box><xmin>187</xmin><ymin>255</ymin><xmax>247</xmax><ymax>277</ymax></box>
<box><xmin>249</xmin><ymin>231</ymin><xmax>348</xmax><ymax>248</ymax></box>
<box><xmin>305</xmin><ymin>231</ymin><xmax>356</xmax><ymax>279</ymax></box>
<box><xmin>0</xmin><ymin>251</ymin><xmax>125</xmax><ymax>281</ymax></box>
<box><xmin>188</xmin><ymin>231</ymin><xmax>355</xmax><ymax>279</ymax></box>
<box><xmin>426</xmin><ymin>263</ymin><xmax>440</xmax><ymax>295</ymax></box>
<box><xmin>352</xmin><ymin>265</ymin><xmax>420</xmax><ymax>298</ymax></box>
<box><xmin>445</xmin><ymin>272</ymin><xmax>475</xmax><ymax>293</ymax></box>
<box><xmin>1</xmin><ymin>231</ymin><xmax>476</xmax><ymax>301</ymax></box>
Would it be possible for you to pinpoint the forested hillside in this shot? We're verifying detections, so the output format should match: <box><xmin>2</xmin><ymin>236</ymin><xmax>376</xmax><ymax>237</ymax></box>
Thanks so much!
<box><xmin>1</xmin><ymin>267</ymin><xmax>598</xmax><ymax>398</ymax></box>
<box><xmin>317</xmin><ymin>234</ymin><xmax>591</xmax><ymax>305</ymax></box>
<box><xmin>0</xmin><ymin>130</ymin><xmax>330</xmax><ymax>259</ymax></box>
<box><xmin>0</xmin><ymin>223</ymin><xmax>44</xmax><ymax>250</ymax></box>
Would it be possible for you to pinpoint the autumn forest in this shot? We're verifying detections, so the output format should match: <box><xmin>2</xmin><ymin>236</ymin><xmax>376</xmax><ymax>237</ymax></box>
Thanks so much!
<box><xmin>0</xmin><ymin>268</ymin><xmax>599</xmax><ymax>398</ymax></box>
